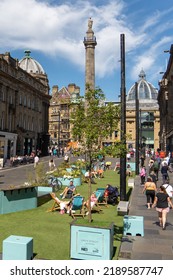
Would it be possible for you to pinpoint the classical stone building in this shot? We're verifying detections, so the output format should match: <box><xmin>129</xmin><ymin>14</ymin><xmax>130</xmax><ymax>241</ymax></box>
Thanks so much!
<box><xmin>103</xmin><ymin>70</ymin><xmax>160</xmax><ymax>150</ymax></box>
<box><xmin>126</xmin><ymin>70</ymin><xmax>160</xmax><ymax>150</ymax></box>
<box><xmin>0</xmin><ymin>50</ymin><xmax>50</xmax><ymax>162</ymax></box>
<box><xmin>49</xmin><ymin>84</ymin><xmax>80</xmax><ymax>148</ymax></box>
<box><xmin>158</xmin><ymin>44</ymin><xmax>173</xmax><ymax>152</ymax></box>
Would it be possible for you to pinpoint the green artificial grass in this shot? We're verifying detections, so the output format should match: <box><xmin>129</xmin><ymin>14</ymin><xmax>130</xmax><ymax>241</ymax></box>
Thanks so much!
<box><xmin>0</xmin><ymin>170</ymin><xmax>131</xmax><ymax>260</ymax></box>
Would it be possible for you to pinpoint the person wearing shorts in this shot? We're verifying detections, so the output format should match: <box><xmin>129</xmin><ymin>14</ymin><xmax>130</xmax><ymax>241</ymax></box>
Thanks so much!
<box><xmin>142</xmin><ymin>177</ymin><xmax>157</xmax><ymax>209</ymax></box>
<box><xmin>152</xmin><ymin>185</ymin><xmax>173</xmax><ymax>230</ymax></box>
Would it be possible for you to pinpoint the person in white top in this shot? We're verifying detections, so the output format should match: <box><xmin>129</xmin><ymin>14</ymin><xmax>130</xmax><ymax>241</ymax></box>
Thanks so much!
<box><xmin>162</xmin><ymin>156</ymin><xmax>170</xmax><ymax>166</ymax></box>
<box><xmin>126</xmin><ymin>152</ymin><xmax>131</xmax><ymax>161</ymax></box>
<box><xmin>34</xmin><ymin>155</ymin><xmax>39</xmax><ymax>168</ymax></box>
<box><xmin>163</xmin><ymin>180</ymin><xmax>173</xmax><ymax>201</ymax></box>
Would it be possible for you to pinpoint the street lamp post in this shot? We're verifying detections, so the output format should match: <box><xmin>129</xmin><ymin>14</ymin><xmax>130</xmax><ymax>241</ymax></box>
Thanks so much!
<box><xmin>58</xmin><ymin>110</ymin><xmax>61</xmax><ymax>157</ymax></box>
<box><xmin>120</xmin><ymin>33</ymin><xmax>126</xmax><ymax>201</ymax></box>
<box><xmin>135</xmin><ymin>82</ymin><xmax>139</xmax><ymax>175</ymax></box>
<box><xmin>139</xmin><ymin>109</ymin><xmax>142</xmax><ymax>149</ymax></box>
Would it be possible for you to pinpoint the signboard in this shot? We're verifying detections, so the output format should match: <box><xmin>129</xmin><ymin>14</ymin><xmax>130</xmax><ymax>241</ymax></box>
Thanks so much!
<box><xmin>70</xmin><ymin>223</ymin><xmax>114</xmax><ymax>260</ymax></box>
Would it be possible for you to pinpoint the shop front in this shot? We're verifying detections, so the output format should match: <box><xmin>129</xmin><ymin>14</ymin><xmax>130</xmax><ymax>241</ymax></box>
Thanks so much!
<box><xmin>0</xmin><ymin>131</ymin><xmax>18</xmax><ymax>163</ymax></box>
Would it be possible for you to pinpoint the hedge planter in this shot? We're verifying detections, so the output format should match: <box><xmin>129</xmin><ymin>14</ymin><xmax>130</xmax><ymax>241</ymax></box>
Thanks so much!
<box><xmin>0</xmin><ymin>186</ymin><xmax>37</xmax><ymax>214</ymax></box>
<box><xmin>37</xmin><ymin>186</ymin><xmax>53</xmax><ymax>197</ymax></box>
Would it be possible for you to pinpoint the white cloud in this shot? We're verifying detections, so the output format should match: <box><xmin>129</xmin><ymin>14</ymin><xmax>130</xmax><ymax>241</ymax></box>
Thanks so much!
<box><xmin>0</xmin><ymin>0</ymin><xmax>173</xmax><ymax>87</ymax></box>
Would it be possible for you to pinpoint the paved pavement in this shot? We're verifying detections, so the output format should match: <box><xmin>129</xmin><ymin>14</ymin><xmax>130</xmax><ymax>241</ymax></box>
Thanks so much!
<box><xmin>119</xmin><ymin>159</ymin><xmax>173</xmax><ymax>260</ymax></box>
<box><xmin>0</xmin><ymin>155</ymin><xmax>120</xmax><ymax>189</ymax></box>
<box><xmin>0</xmin><ymin>156</ymin><xmax>67</xmax><ymax>189</ymax></box>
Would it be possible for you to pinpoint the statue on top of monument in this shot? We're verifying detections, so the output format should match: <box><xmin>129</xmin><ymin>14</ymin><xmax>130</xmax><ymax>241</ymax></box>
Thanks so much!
<box><xmin>88</xmin><ymin>17</ymin><xmax>93</xmax><ymax>30</ymax></box>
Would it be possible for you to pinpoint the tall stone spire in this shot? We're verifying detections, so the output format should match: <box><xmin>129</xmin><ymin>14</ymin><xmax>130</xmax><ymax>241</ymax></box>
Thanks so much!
<box><xmin>83</xmin><ymin>18</ymin><xmax>97</xmax><ymax>91</ymax></box>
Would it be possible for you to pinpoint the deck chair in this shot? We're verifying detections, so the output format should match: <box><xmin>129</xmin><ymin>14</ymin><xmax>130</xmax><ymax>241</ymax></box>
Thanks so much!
<box><xmin>95</xmin><ymin>188</ymin><xmax>108</xmax><ymax>207</ymax></box>
<box><xmin>90</xmin><ymin>192</ymin><xmax>103</xmax><ymax>213</ymax></box>
<box><xmin>69</xmin><ymin>195</ymin><xmax>85</xmax><ymax>219</ymax></box>
<box><xmin>47</xmin><ymin>192</ymin><xmax>62</xmax><ymax>212</ymax></box>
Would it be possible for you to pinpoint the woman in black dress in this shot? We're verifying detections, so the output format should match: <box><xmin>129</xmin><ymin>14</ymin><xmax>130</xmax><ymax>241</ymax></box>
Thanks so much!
<box><xmin>152</xmin><ymin>185</ymin><xmax>173</xmax><ymax>230</ymax></box>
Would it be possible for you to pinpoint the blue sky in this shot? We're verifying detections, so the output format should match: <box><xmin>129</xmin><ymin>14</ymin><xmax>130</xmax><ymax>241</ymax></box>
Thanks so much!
<box><xmin>0</xmin><ymin>0</ymin><xmax>173</xmax><ymax>101</ymax></box>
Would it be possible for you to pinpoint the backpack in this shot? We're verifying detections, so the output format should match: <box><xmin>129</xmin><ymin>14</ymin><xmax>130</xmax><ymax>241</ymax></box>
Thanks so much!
<box><xmin>153</xmin><ymin>161</ymin><xmax>159</xmax><ymax>171</ymax></box>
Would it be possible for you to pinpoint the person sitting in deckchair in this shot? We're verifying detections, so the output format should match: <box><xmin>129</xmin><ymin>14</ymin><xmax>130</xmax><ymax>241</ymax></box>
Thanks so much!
<box><xmin>60</xmin><ymin>180</ymin><xmax>76</xmax><ymax>199</ymax></box>
<box><xmin>50</xmin><ymin>192</ymin><xmax>70</xmax><ymax>214</ymax></box>
<box><xmin>97</xmin><ymin>168</ymin><xmax>104</xmax><ymax>178</ymax></box>
<box><xmin>84</xmin><ymin>192</ymin><xmax>100</xmax><ymax>215</ymax></box>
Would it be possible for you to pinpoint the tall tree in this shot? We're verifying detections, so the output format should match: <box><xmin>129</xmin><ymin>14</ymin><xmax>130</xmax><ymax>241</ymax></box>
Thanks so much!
<box><xmin>70</xmin><ymin>85</ymin><xmax>121</xmax><ymax>222</ymax></box>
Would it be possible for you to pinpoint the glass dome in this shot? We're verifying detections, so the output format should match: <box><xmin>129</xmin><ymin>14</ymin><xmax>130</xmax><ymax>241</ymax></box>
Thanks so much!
<box><xmin>127</xmin><ymin>70</ymin><xmax>158</xmax><ymax>101</ymax></box>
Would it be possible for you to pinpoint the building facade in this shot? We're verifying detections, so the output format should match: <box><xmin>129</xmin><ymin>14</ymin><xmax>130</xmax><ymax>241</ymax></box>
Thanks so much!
<box><xmin>49</xmin><ymin>84</ymin><xmax>80</xmax><ymax>148</ymax></box>
<box><xmin>158</xmin><ymin>44</ymin><xmax>173</xmax><ymax>153</ymax></box>
<box><xmin>102</xmin><ymin>70</ymin><xmax>160</xmax><ymax>151</ymax></box>
<box><xmin>0</xmin><ymin>51</ymin><xmax>50</xmax><ymax>163</ymax></box>
<box><xmin>126</xmin><ymin>70</ymin><xmax>160</xmax><ymax>150</ymax></box>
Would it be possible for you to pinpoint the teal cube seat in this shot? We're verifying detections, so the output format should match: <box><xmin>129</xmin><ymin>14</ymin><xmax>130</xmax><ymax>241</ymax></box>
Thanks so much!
<box><xmin>3</xmin><ymin>235</ymin><xmax>33</xmax><ymax>260</ymax></box>
<box><xmin>123</xmin><ymin>215</ymin><xmax>144</xmax><ymax>236</ymax></box>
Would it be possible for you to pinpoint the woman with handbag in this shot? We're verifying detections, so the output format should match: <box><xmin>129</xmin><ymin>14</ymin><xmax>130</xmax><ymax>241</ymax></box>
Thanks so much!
<box><xmin>142</xmin><ymin>177</ymin><xmax>157</xmax><ymax>209</ymax></box>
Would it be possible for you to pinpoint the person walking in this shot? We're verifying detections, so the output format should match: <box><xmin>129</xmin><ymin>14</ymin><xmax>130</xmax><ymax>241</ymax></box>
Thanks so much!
<box><xmin>161</xmin><ymin>162</ymin><xmax>169</xmax><ymax>184</ymax></box>
<box><xmin>142</xmin><ymin>177</ymin><xmax>157</xmax><ymax>209</ymax></box>
<box><xmin>163</xmin><ymin>180</ymin><xmax>173</xmax><ymax>205</ymax></box>
<box><xmin>49</xmin><ymin>158</ymin><xmax>56</xmax><ymax>171</ymax></box>
<box><xmin>152</xmin><ymin>185</ymin><xmax>173</xmax><ymax>230</ymax></box>
<box><xmin>149</xmin><ymin>170</ymin><xmax>157</xmax><ymax>185</ymax></box>
<box><xmin>64</xmin><ymin>154</ymin><xmax>69</xmax><ymax>163</ymax></box>
<box><xmin>34</xmin><ymin>154</ymin><xmax>39</xmax><ymax>168</ymax></box>
<box><xmin>139</xmin><ymin>165</ymin><xmax>146</xmax><ymax>185</ymax></box>
<box><xmin>140</xmin><ymin>154</ymin><xmax>145</xmax><ymax>167</ymax></box>
<box><xmin>152</xmin><ymin>159</ymin><xmax>159</xmax><ymax>180</ymax></box>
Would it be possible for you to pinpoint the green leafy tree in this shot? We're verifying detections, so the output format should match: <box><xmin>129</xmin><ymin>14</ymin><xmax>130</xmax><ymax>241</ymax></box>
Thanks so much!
<box><xmin>70</xmin><ymin>85</ymin><xmax>122</xmax><ymax>222</ymax></box>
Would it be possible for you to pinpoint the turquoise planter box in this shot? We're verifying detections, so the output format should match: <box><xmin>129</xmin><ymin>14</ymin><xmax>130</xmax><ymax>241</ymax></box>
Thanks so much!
<box><xmin>66</xmin><ymin>168</ymin><xmax>72</xmax><ymax>173</ymax></box>
<box><xmin>70</xmin><ymin>222</ymin><xmax>114</xmax><ymax>260</ymax></box>
<box><xmin>58</xmin><ymin>177</ymin><xmax>81</xmax><ymax>186</ymax></box>
<box><xmin>81</xmin><ymin>169</ymin><xmax>86</xmax><ymax>175</ymax></box>
<box><xmin>0</xmin><ymin>186</ymin><xmax>37</xmax><ymax>214</ymax></box>
<box><xmin>123</xmin><ymin>215</ymin><xmax>144</xmax><ymax>236</ymax></box>
<box><xmin>127</xmin><ymin>162</ymin><xmax>136</xmax><ymax>171</ymax></box>
<box><xmin>3</xmin><ymin>235</ymin><xmax>33</xmax><ymax>260</ymax></box>
<box><xmin>37</xmin><ymin>186</ymin><xmax>53</xmax><ymax>197</ymax></box>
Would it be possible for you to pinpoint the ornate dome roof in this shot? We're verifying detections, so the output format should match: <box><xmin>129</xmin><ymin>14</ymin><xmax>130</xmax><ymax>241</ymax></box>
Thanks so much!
<box><xmin>19</xmin><ymin>50</ymin><xmax>45</xmax><ymax>74</ymax></box>
<box><xmin>127</xmin><ymin>70</ymin><xmax>158</xmax><ymax>101</ymax></box>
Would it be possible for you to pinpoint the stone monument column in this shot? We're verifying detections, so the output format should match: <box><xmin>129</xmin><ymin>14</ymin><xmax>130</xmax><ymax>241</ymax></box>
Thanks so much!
<box><xmin>83</xmin><ymin>18</ymin><xmax>97</xmax><ymax>91</ymax></box>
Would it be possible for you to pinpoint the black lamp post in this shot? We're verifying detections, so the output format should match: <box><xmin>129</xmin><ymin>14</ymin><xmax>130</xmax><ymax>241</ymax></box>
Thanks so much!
<box><xmin>120</xmin><ymin>33</ymin><xmax>126</xmax><ymax>201</ymax></box>
<box><xmin>139</xmin><ymin>109</ymin><xmax>142</xmax><ymax>149</ymax></box>
<box><xmin>135</xmin><ymin>82</ymin><xmax>139</xmax><ymax>175</ymax></box>
<box><xmin>57</xmin><ymin>110</ymin><xmax>61</xmax><ymax>156</ymax></box>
